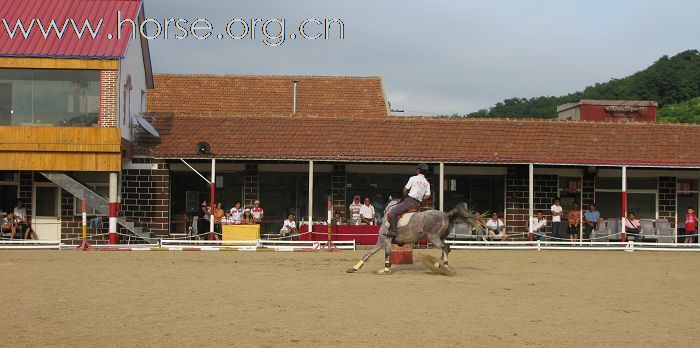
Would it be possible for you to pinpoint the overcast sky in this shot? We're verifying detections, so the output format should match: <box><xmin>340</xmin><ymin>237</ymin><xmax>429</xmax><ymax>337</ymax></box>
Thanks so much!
<box><xmin>144</xmin><ymin>0</ymin><xmax>700</xmax><ymax>115</ymax></box>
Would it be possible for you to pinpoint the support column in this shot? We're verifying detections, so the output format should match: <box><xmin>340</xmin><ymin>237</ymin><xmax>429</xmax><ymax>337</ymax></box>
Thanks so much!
<box><xmin>439</xmin><ymin>162</ymin><xmax>445</xmax><ymax>211</ymax></box>
<box><xmin>109</xmin><ymin>172</ymin><xmax>119</xmax><ymax>244</ymax></box>
<box><xmin>528</xmin><ymin>163</ymin><xmax>534</xmax><ymax>241</ymax></box>
<box><xmin>308</xmin><ymin>160</ymin><xmax>314</xmax><ymax>224</ymax></box>
<box><xmin>621</xmin><ymin>166</ymin><xmax>627</xmax><ymax>242</ymax></box>
<box><xmin>210</xmin><ymin>159</ymin><xmax>216</xmax><ymax>239</ymax></box>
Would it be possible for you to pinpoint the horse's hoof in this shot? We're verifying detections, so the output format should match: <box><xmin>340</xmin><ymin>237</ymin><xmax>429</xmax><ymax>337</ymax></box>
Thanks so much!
<box><xmin>376</xmin><ymin>268</ymin><xmax>391</xmax><ymax>275</ymax></box>
<box><xmin>346</xmin><ymin>268</ymin><xmax>356</xmax><ymax>273</ymax></box>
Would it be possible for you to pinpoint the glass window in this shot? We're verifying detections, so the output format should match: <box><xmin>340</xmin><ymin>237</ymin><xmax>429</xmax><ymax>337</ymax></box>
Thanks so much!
<box><xmin>0</xmin><ymin>68</ymin><xmax>100</xmax><ymax>126</ymax></box>
<box><xmin>627</xmin><ymin>193</ymin><xmax>656</xmax><ymax>219</ymax></box>
<box><xmin>35</xmin><ymin>186</ymin><xmax>58</xmax><ymax>216</ymax></box>
<box><xmin>595</xmin><ymin>191</ymin><xmax>622</xmax><ymax>219</ymax></box>
<box><xmin>443</xmin><ymin>175</ymin><xmax>504</xmax><ymax>215</ymax></box>
<box><xmin>595</xmin><ymin>191</ymin><xmax>657</xmax><ymax>219</ymax></box>
<box><xmin>259</xmin><ymin>171</ymin><xmax>331</xmax><ymax>233</ymax></box>
<box><xmin>595</xmin><ymin>178</ymin><xmax>622</xmax><ymax>190</ymax></box>
<box><xmin>628</xmin><ymin>178</ymin><xmax>657</xmax><ymax>190</ymax></box>
<box><xmin>677</xmin><ymin>180</ymin><xmax>698</xmax><ymax>192</ymax></box>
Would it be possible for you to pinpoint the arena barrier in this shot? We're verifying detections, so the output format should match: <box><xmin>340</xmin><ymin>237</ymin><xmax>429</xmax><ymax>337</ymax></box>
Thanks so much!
<box><xmin>156</xmin><ymin>239</ymin><xmax>356</xmax><ymax>251</ymax></box>
<box><xmin>446</xmin><ymin>240</ymin><xmax>700</xmax><ymax>252</ymax></box>
<box><xmin>0</xmin><ymin>240</ymin><xmax>62</xmax><ymax>250</ymax></box>
<box><xmin>258</xmin><ymin>239</ymin><xmax>355</xmax><ymax>251</ymax></box>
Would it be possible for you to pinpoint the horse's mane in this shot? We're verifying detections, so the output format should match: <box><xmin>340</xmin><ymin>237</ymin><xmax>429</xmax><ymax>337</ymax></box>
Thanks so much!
<box><xmin>384</xmin><ymin>199</ymin><xmax>401</xmax><ymax>214</ymax></box>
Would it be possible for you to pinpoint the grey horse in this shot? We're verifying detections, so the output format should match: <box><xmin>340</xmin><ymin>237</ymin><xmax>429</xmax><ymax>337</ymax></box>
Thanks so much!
<box><xmin>346</xmin><ymin>200</ymin><xmax>480</xmax><ymax>275</ymax></box>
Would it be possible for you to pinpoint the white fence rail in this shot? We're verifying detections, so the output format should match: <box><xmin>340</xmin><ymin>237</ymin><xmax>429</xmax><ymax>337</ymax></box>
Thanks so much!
<box><xmin>0</xmin><ymin>240</ymin><xmax>62</xmax><ymax>250</ymax></box>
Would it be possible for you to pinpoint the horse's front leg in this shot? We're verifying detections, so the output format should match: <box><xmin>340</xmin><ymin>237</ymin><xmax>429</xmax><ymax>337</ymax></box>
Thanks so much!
<box><xmin>347</xmin><ymin>236</ymin><xmax>386</xmax><ymax>273</ymax></box>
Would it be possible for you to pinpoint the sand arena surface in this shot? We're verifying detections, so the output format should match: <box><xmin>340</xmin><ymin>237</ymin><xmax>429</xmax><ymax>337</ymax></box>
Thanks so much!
<box><xmin>1</xmin><ymin>249</ymin><xmax>699</xmax><ymax>347</ymax></box>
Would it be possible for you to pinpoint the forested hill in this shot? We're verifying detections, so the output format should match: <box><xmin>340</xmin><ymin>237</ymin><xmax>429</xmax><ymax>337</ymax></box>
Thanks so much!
<box><xmin>465</xmin><ymin>50</ymin><xmax>700</xmax><ymax>122</ymax></box>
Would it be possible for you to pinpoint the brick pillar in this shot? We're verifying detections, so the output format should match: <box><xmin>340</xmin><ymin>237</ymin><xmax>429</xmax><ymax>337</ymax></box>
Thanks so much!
<box><xmin>244</xmin><ymin>164</ymin><xmax>259</xmax><ymax>208</ymax></box>
<box><xmin>658</xmin><ymin>177</ymin><xmax>677</xmax><ymax>229</ymax></box>
<box><xmin>581</xmin><ymin>172</ymin><xmax>595</xmax><ymax>207</ymax></box>
<box><xmin>120</xmin><ymin>159</ymin><xmax>171</xmax><ymax>237</ymax></box>
<box><xmin>535</xmin><ymin>174</ymin><xmax>558</xmax><ymax>212</ymax></box>
<box><xmin>99</xmin><ymin>70</ymin><xmax>118</xmax><ymax>127</ymax></box>
<box><xmin>332</xmin><ymin>164</ymin><xmax>346</xmax><ymax>214</ymax></box>
<box><xmin>505</xmin><ymin>166</ymin><xmax>528</xmax><ymax>238</ymax></box>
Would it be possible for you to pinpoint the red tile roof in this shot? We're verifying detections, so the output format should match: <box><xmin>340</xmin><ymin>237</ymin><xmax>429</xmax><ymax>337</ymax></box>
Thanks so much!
<box><xmin>147</xmin><ymin>74</ymin><xmax>390</xmax><ymax>118</ymax></box>
<box><xmin>0</xmin><ymin>0</ymin><xmax>141</xmax><ymax>58</ymax></box>
<box><xmin>142</xmin><ymin>115</ymin><xmax>700</xmax><ymax>167</ymax></box>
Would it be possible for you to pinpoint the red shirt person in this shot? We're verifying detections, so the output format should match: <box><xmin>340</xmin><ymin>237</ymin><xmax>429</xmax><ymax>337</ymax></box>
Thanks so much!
<box><xmin>684</xmin><ymin>206</ymin><xmax>698</xmax><ymax>244</ymax></box>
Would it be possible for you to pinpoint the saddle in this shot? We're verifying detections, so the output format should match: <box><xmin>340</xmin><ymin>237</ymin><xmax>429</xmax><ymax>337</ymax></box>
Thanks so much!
<box><xmin>386</xmin><ymin>207</ymin><xmax>419</xmax><ymax>230</ymax></box>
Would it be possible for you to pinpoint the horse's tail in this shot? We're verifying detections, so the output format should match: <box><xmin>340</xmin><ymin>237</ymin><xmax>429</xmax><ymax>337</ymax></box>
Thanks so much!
<box><xmin>444</xmin><ymin>202</ymin><xmax>477</xmax><ymax>238</ymax></box>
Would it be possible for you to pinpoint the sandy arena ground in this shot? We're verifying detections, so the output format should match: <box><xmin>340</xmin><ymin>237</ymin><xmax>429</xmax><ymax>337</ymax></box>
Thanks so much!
<box><xmin>1</xmin><ymin>249</ymin><xmax>699</xmax><ymax>347</ymax></box>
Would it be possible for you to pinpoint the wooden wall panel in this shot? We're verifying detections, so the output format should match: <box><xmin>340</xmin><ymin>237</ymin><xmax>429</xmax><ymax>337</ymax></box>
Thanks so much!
<box><xmin>0</xmin><ymin>57</ymin><xmax>118</xmax><ymax>70</ymax></box>
<box><xmin>0</xmin><ymin>126</ymin><xmax>121</xmax><ymax>171</ymax></box>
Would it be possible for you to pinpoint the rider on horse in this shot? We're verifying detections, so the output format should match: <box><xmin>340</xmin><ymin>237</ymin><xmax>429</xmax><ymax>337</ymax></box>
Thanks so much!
<box><xmin>386</xmin><ymin>163</ymin><xmax>431</xmax><ymax>237</ymax></box>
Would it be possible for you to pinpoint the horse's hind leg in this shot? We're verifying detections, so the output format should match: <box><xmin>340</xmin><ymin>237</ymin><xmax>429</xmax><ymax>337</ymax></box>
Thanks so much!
<box><xmin>347</xmin><ymin>236</ymin><xmax>386</xmax><ymax>273</ymax></box>
<box><xmin>429</xmin><ymin>236</ymin><xmax>451</xmax><ymax>267</ymax></box>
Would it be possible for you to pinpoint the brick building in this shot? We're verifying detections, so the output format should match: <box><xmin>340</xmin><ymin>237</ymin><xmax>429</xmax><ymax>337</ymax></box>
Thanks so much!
<box><xmin>557</xmin><ymin>100</ymin><xmax>658</xmax><ymax>122</ymax></box>
<box><xmin>137</xmin><ymin>74</ymin><xmax>700</xmax><ymax>241</ymax></box>
<box><xmin>0</xmin><ymin>0</ymin><xmax>154</xmax><ymax>244</ymax></box>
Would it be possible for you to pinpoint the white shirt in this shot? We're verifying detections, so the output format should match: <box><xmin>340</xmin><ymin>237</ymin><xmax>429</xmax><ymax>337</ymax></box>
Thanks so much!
<box><xmin>530</xmin><ymin>217</ymin><xmax>547</xmax><ymax>233</ymax></box>
<box><xmin>486</xmin><ymin>218</ymin><xmax>505</xmax><ymax>231</ymax></box>
<box><xmin>349</xmin><ymin>202</ymin><xmax>362</xmax><ymax>221</ymax></box>
<box><xmin>230</xmin><ymin>207</ymin><xmax>242</xmax><ymax>223</ymax></box>
<box><xmin>283</xmin><ymin>219</ymin><xmax>297</xmax><ymax>229</ymax></box>
<box><xmin>359</xmin><ymin>204</ymin><xmax>375</xmax><ymax>219</ymax></box>
<box><xmin>13</xmin><ymin>207</ymin><xmax>27</xmax><ymax>223</ymax></box>
<box><xmin>405</xmin><ymin>174</ymin><xmax>431</xmax><ymax>201</ymax></box>
<box><xmin>550</xmin><ymin>204</ymin><xmax>562</xmax><ymax>222</ymax></box>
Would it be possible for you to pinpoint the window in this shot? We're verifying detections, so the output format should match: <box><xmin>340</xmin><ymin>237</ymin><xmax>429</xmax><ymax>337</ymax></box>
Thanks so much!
<box><xmin>0</xmin><ymin>69</ymin><xmax>100</xmax><ymax>126</ymax></box>
<box><xmin>140</xmin><ymin>90</ymin><xmax>146</xmax><ymax>113</ymax></box>
<box><xmin>73</xmin><ymin>184</ymin><xmax>109</xmax><ymax>216</ymax></box>
<box><xmin>595</xmin><ymin>177</ymin><xmax>658</xmax><ymax>219</ymax></box>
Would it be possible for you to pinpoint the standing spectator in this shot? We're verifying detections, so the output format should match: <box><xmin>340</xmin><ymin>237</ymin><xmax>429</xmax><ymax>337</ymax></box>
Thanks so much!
<box><xmin>684</xmin><ymin>206</ymin><xmax>698</xmax><ymax>244</ymax></box>
<box><xmin>349</xmin><ymin>195</ymin><xmax>362</xmax><ymax>224</ymax></box>
<box><xmin>583</xmin><ymin>203</ymin><xmax>601</xmax><ymax>240</ymax></box>
<box><xmin>230</xmin><ymin>201</ymin><xmax>243</xmax><ymax>224</ymax></box>
<box><xmin>550</xmin><ymin>197</ymin><xmax>563</xmax><ymax>239</ymax></box>
<box><xmin>372</xmin><ymin>194</ymin><xmax>385</xmax><ymax>223</ymax></box>
<box><xmin>251</xmin><ymin>200</ymin><xmax>264</xmax><ymax>224</ymax></box>
<box><xmin>360</xmin><ymin>197</ymin><xmax>376</xmax><ymax>225</ymax></box>
<box><xmin>213</xmin><ymin>202</ymin><xmax>224</xmax><ymax>240</ymax></box>
<box><xmin>2</xmin><ymin>211</ymin><xmax>17</xmax><ymax>240</ymax></box>
<box><xmin>568</xmin><ymin>202</ymin><xmax>581</xmax><ymax>242</ymax></box>
<box><xmin>486</xmin><ymin>212</ymin><xmax>507</xmax><ymax>241</ymax></box>
<box><xmin>196</xmin><ymin>201</ymin><xmax>210</xmax><ymax>239</ymax></box>
<box><xmin>625</xmin><ymin>212</ymin><xmax>642</xmax><ymax>242</ymax></box>
<box><xmin>281</xmin><ymin>214</ymin><xmax>297</xmax><ymax>237</ymax></box>
<box><xmin>530</xmin><ymin>210</ymin><xmax>547</xmax><ymax>241</ymax></box>
<box><xmin>241</xmin><ymin>209</ymin><xmax>254</xmax><ymax>224</ymax></box>
<box><xmin>14</xmin><ymin>199</ymin><xmax>37</xmax><ymax>240</ymax></box>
